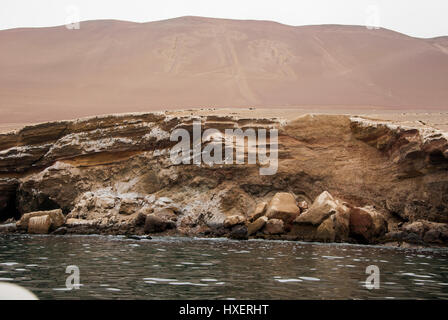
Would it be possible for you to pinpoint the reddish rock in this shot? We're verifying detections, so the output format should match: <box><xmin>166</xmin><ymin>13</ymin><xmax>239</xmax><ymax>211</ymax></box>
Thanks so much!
<box><xmin>349</xmin><ymin>208</ymin><xmax>374</xmax><ymax>242</ymax></box>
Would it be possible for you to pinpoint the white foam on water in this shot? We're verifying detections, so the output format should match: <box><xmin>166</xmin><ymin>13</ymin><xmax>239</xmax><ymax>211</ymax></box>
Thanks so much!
<box><xmin>322</xmin><ymin>256</ymin><xmax>343</xmax><ymax>260</ymax></box>
<box><xmin>168</xmin><ymin>282</ymin><xmax>208</xmax><ymax>286</ymax></box>
<box><xmin>402</xmin><ymin>273</ymin><xmax>432</xmax><ymax>278</ymax></box>
<box><xmin>299</xmin><ymin>277</ymin><xmax>320</xmax><ymax>281</ymax></box>
<box><xmin>276</xmin><ymin>279</ymin><xmax>302</xmax><ymax>283</ymax></box>
<box><xmin>200</xmin><ymin>278</ymin><xmax>218</xmax><ymax>282</ymax></box>
<box><xmin>143</xmin><ymin>277</ymin><xmax>177</xmax><ymax>282</ymax></box>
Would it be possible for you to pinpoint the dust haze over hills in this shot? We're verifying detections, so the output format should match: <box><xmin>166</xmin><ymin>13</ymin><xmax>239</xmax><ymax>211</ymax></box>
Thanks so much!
<box><xmin>0</xmin><ymin>16</ymin><xmax>448</xmax><ymax>124</ymax></box>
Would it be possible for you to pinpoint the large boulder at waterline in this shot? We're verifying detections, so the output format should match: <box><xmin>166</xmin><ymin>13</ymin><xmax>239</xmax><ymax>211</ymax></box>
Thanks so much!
<box><xmin>28</xmin><ymin>215</ymin><xmax>52</xmax><ymax>234</ymax></box>
<box><xmin>266</xmin><ymin>193</ymin><xmax>300</xmax><ymax>223</ymax></box>
<box><xmin>17</xmin><ymin>209</ymin><xmax>65</xmax><ymax>231</ymax></box>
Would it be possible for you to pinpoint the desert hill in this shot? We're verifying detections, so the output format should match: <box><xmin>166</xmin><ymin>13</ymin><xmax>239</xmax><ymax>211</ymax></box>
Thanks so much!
<box><xmin>1</xmin><ymin>16</ymin><xmax>448</xmax><ymax>123</ymax></box>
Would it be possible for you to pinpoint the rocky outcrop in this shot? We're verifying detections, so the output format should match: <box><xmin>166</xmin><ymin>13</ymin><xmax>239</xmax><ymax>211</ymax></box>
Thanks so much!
<box><xmin>16</xmin><ymin>209</ymin><xmax>65</xmax><ymax>232</ymax></box>
<box><xmin>0</xmin><ymin>112</ymin><xmax>446</xmax><ymax>246</ymax></box>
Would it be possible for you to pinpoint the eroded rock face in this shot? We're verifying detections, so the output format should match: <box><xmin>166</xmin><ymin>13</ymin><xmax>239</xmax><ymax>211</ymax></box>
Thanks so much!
<box><xmin>144</xmin><ymin>214</ymin><xmax>176</xmax><ymax>233</ymax></box>
<box><xmin>0</xmin><ymin>112</ymin><xmax>446</xmax><ymax>246</ymax></box>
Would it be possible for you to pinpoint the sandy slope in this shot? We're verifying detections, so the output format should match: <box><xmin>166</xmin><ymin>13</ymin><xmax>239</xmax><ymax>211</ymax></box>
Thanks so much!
<box><xmin>0</xmin><ymin>16</ymin><xmax>448</xmax><ymax>124</ymax></box>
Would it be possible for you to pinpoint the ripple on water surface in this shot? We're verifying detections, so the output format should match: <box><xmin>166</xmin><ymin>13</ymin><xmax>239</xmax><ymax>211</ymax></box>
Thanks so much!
<box><xmin>0</xmin><ymin>235</ymin><xmax>448</xmax><ymax>299</ymax></box>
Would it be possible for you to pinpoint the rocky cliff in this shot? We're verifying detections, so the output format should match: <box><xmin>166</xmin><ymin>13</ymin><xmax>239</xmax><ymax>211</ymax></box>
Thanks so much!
<box><xmin>0</xmin><ymin>111</ymin><xmax>447</xmax><ymax>246</ymax></box>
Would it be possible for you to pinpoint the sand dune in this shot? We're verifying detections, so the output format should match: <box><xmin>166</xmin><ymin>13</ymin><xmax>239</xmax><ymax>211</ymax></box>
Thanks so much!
<box><xmin>0</xmin><ymin>16</ymin><xmax>448</xmax><ymax>124</ymax></box>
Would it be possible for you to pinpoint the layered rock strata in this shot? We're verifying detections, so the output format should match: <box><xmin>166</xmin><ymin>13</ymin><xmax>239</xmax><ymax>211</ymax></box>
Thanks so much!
<box><xmin>0</xmin><ymin>112</ymin><xmax>447</xmax><ymax>247</ymax></box>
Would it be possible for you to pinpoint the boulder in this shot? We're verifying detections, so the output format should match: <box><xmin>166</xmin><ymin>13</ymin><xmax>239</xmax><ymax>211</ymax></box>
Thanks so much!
<box><xmin>315</xmin><ymin>208</ymin><xmax>351</xmax><ymax>242</ymax></box>
<box><xmin>333</xmin><ymin>209</ymin><xmax>351</xmax><ymax>241</ymax></box>
<box><xmin>249</xmin><ymin>202</ymin><xmax>267</xmax><ymax>222</ymax></box>
<box><xmin>144</xmin><ymin>214</ymin><xmax>176</xmax><ymax>233</ymax></box>
<box><xmin>263</xmin><ymin>219</ymin><xmax>284</xmax><ymax>235</ymax></box>
<box><xmin>349</xmin><ymin>207</ymin><xmax>374</xmax><ymax>242</ymax></box>
<box><xmin>362</xmin><ymin>206</ymin><xmax>388</xmax><ymax>237</ymax></box>
<box><xmin>403</xmin><ymin>221</ymin><xmax>448</xmax><ymax>244</ymax></box>
<box><xmin>223</xmin><ymin>215</ymin><xmax>246</xmax><ymax>228</ymax></box>
<box><xmin>316</xmin><ymin>217</ymin><xmax>335</xmax><ymax>242</ymax></box>
<box><xmin>17</xmin><ymin>209</ymin><xmax>65</xmax><ymax>231</ymax></box>
<box><xmin>266</xmin><ymin>193</ymin><xmax>300</xmax><ymax>223</ymax></box>
<box><xmin>295</xmin><ymin>191</ymin><xmax>343</xmax><ymax>226</ymax></box>
<box><xmin>248</xmin><ymin>216</ymin><xmax>268</xmax><ymax>235</ymax></box>
<box><xmin>28</xmin><ymin>215</ymin><xmax>51</xmax><ymax>234</ymax></box>
<box><xmin>402</xmin><ymin>221</ymin><xmax>426</xmax><ymax>237</ymax></box>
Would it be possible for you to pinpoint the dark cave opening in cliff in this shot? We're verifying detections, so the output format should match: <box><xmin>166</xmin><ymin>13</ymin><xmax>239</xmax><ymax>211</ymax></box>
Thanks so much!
<box><xmin>428</xmin><ymin>150</ymin><xmax>447</xmax><ymax>166</ymax></box>
<box><xmin>16</xmin><ymin>191</ymin><xmax>63</xmax><ymax>218</ymax></box>
<box><xmin>36</xmin><ymin>195</ymin><xmax>61</xmax><ymax>213</ymax></box>
<box><xmin>0</xmin><ymin>194</ymin><xmax>20</xmax><ymax>223</ymax></box>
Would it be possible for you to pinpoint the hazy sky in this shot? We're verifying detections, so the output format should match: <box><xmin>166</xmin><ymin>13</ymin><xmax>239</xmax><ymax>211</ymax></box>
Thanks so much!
<box><xmin>1</xmin><ymin>0</ymin><xmax>447</xmax><ymax>38</ymax></box>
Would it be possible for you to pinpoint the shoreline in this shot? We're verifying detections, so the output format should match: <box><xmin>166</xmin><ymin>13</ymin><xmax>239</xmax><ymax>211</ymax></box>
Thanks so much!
<box><xmin>2</xmin><ymin>232</ymin><xmax>448</xmax><ymax>252</ymax></box>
